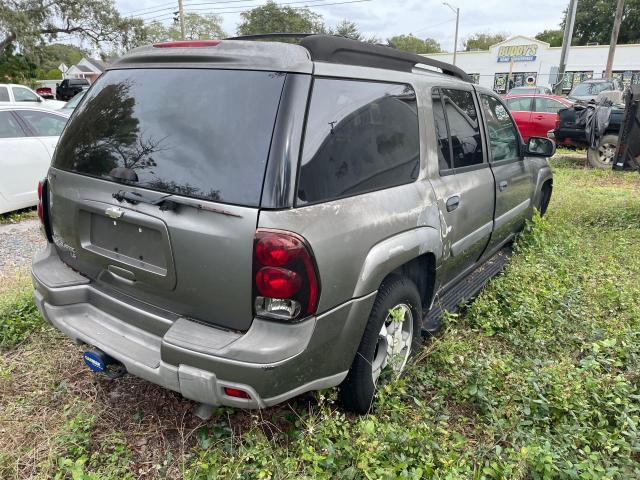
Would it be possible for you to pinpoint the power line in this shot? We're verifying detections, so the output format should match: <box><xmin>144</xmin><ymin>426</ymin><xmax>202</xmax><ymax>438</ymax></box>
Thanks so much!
<box><xmin>127</xmin><ymin>0</ymin><xmax>265</xmax><ymax>18</ymax></box>
<box><xmin>124</xmin><ymin>0</ymin><xmax>262</xmax><ymax>16</ymax></box>
<box><xmin>141</xmin><ymin>0</ymin><xmax>373</xmax><ymax>23</ymax></box>
<box><xmin>411</xmin><ymin>18</ymin><xmax>455</xmax><ymax>36</ymax></box>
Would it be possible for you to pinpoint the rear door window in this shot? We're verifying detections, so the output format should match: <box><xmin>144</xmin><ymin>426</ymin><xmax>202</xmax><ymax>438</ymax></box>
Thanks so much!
<box><xmin>16</xmin><ymin>110</ymin><xmax>67</xmax><ymax>137</ymax></box>
<box><xmin>297</xmin><ymin>78</ymin><xmax>419</xmax><ymax>205</ymax></box>
<box><xmin>534</xmin><ymin>97</ymin><xmax>566</xmax><ymax>114</ymax></box>
<box><xmin>12</xmin><ymin>87</ymin><xmax>40</xmax><ymax>102</ymax></box>
<box><xmin>53</xmin><ymin>69</ymin><xmax>286</xmax><ymax>206</ymax></box>
<box><xmin>0</xmin><ymin>87</ymin><xmax>9</xmax><ymax>102</ymax></box>
<box><xmin>432</xmin><ymin>89</ymin><xmax>453</xmax><ymax>171</ymax></box>
<box><xmin>0</xmin><ymin>111</ymin><xmax>27</xmax><ymax>138</ymax></box>
<box><xmin>506</xmin><ymin>97</ymin><xmax>533</xmax><ymax>112</ymax></box>
<box><xmin>440</xmin><ymin>88</ymin><xmax>483</xmax><ymax>168</ymax></box>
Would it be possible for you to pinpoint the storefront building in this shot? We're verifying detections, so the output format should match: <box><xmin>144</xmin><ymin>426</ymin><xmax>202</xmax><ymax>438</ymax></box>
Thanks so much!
<box><xmin>424</xmin><ymin>36</ymin><xmax>640</xmax><ymax>94</ymax></box>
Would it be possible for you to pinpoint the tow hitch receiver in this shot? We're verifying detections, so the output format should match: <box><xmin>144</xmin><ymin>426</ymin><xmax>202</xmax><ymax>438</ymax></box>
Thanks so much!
<box><xmin>83</xmin><ymin>349</ymin><xmax>127</xmax><ymax>378</ymax></box>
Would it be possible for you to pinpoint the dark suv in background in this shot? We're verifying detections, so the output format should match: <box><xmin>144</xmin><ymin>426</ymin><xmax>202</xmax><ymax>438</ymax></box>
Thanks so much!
<box><xmin>56</xmin><ymin>78</ymin><xmax>90</xmax><ymax>101</ymax></box>
<box><xmin>33</xmin><ymin>36</ymin><xmax>555</xmax><ymax>414</ymax></box>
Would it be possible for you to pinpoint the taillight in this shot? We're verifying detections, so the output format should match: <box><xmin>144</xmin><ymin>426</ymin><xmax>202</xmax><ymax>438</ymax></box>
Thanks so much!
<box><xmin>37</xmin><ymin>178</ymin><xmax>53</xmax><ymax>242</ymax></box>
<box><xmin>253</xmin><ymin>229</ymin><xmax>320</xmax><ymax>321</ymax></box>
<box><xmin>37</xmin><ymin>180</ymin><xmax>44</xmax><ymax>223</ymax></box>
<box><xmin>223</xmin><ymin>387</ymin><xmax>251</xmax><ymax>399</ymax></box>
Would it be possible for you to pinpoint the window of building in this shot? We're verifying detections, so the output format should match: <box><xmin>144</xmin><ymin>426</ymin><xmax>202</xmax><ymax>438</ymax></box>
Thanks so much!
<box><xmin>297</xmin><ymin>78</ymin><xmax>420</xmax><ymax>204</ymax></box>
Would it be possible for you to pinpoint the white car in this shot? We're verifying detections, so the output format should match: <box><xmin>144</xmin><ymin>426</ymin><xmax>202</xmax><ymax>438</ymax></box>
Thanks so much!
<box><xmin>0</xmin><ymin>83</ymin><xmax>66</xmax><ymax>110</ymax></box>
<box><xmin>0</xmin><ymin>105</ymin><xmax>69</xmax><ymax>214</ymax></box>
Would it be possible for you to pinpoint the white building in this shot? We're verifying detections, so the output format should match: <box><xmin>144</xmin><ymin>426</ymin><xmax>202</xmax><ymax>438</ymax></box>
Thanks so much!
<box><xmin>424</xmin><ymin>35</ymin><xmax>640</xmax><ymax>94</ymax></box>
<box><xmin>64</xmin><ymin>57</ymin><xmax>106</xmax><ymax>83</ymax></box>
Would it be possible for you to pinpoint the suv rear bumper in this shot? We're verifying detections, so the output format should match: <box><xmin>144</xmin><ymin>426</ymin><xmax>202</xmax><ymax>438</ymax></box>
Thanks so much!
<box><xmin>32</xmin><ymin>245</ymin><xmax>376</xmax><ymax>408</ymax></box>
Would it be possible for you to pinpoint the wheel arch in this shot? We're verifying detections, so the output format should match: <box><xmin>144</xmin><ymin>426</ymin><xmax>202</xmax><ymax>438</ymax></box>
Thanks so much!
<box><xmin>352</xmin><ymin>226</ymin><xmax>441</xmax><ymax>310</ymax></box>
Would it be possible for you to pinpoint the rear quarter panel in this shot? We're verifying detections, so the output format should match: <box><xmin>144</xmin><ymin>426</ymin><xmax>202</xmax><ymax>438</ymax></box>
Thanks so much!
<box><xmin>258</xmin><ymin>182</ymin><xmax>441</xmax><ymax>314</ymax></box>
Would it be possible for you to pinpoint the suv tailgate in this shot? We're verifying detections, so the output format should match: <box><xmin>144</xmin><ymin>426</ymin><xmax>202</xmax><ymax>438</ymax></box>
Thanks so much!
<box><xmin>48</xmin><ymin>68</ymin><xmax>287</xmax><ymax>331</ymax></box>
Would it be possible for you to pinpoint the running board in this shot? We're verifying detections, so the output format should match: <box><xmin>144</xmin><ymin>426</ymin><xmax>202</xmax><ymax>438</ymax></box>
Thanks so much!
<box><xmin>422</xmin><ymin>246</ymin><xmax>512</xmax><ymax>335</ymax></box>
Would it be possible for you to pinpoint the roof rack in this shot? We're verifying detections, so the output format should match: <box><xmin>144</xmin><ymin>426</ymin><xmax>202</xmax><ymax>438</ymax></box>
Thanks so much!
<box><xmin>226</xmin><ymin>33</ymin><xmax>315</xmax><ymax>41</ymax></box>
<box><xmin>225</xmin><ymin>33</ymin><xmax>470</xmax><ymax>82</ymax></box>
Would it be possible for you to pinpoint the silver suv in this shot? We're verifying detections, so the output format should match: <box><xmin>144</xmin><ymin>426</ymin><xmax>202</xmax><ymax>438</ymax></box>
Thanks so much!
<box><xmin>32</xmin><ymin>35</ymin><xmax>554</xmax><ymax>413</ymax></box>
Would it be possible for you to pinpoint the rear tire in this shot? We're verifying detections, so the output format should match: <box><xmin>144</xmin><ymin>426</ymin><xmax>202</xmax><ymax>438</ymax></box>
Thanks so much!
<box><xmin>587</xmin><ymin>134</ymin><xmax>618</xmax><ymax>169</ymax></box>
<box><xmin>339</xmin><ymin>275</ymin><xmax>422</xmax><ymax>414</ymax></box>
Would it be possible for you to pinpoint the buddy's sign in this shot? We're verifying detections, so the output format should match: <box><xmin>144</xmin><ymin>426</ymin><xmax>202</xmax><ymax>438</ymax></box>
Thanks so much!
<box><xmin>497</xmin><ymin>44</ymin><xmax>538</xmax><ymax>63</ymax></box>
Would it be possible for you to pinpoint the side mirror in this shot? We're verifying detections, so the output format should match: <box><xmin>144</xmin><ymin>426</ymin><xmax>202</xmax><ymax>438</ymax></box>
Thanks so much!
<box><xmin>525</xmin><ymin>137</ymin><xmax>556</xmax><ymax>158</ymax></box>
<box><xmin>56</xmin><ymin>83</ymin><xmax>60</xmax><ymax>87</ymax></box>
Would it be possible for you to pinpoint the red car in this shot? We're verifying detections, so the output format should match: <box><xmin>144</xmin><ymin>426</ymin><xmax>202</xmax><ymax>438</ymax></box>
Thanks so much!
<box><xmin>35</xmin><ymin>86</ymin><xmax>54</xmax><ymax>99</ymax></box>
<box><xmin>504</xmin><ymin>94</ymin><xmax>573</xmax><ymax>142</ymax></box>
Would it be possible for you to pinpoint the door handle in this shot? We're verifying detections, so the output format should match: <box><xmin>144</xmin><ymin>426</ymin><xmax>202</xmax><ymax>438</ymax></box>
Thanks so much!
<box><xmin>498</xmin><ymin>181</ymin><xmax>508</xmax><ymax>192</ymax></box>
<box><xmin>534</xmin><ymin>115</ymin><xmax>545</xmax><ymax>120</ymax></box>
<box><xmin>446</xmin><ymin>195</ymin><xmax>460</xmax><ymax>212</ymax></box>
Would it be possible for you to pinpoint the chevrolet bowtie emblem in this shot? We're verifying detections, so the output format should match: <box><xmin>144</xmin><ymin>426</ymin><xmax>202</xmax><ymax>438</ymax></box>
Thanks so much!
<box><xmin>105</xmin><ymin>206</ymin><xmax>125</xmax><ymax>219</ymax></box>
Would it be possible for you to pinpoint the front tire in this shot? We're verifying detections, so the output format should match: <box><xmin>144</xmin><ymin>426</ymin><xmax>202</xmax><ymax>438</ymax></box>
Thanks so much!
<box><xmin>339</xmin><ymin>275</ymin><xmax>422</xmax><ymax>414</ymax></box>
<box><xmin>587</xmin><ymin>134</ymin><xmax>618</xmax><ymax>169</ymax></box>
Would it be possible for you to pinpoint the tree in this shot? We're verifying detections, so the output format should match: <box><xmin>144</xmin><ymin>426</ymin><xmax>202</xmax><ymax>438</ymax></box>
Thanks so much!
<box><xmin>0</xmin><ymin>47</ymin><xmax>36</xmax><ymax>82</ymax></box>
<box><xmin>144</xmin><ymin>14</ymin><xmax>226</xmax><ymax>43</ymax></box>
<box><xmin>563</xmin><ymin>0</ymin><xmax>640</xmax><ymax>45</ymax></box>
<box><xmin>236</xmin><ymin>0</ymin><xmax>325</xmax><ymax>37</ymax></box>
<box><xmin>535</xmin><ymin>29</ymin><xmax>564</xmax><ymax>47</ymax></box>
<box><xmin>331</xmin><ymin>19</ymin><xmax>379</xmax><ymax>43</ymax></box>
<box><xmin>463</xmin><ymin>32</ymin><xmax>508</xmax><ymax>51</ymax></box>
<box><xmin>0</xmin><ymin>0</ymin><xmax>146</xmax><ymax>55</ymax></box>
<box><xmin>388</xmin><ymin>34</ymin><xmax>442</xmax><ymax>54</ymax></box>
<box><xmin>38</xmin><ymin>44</ymin><xmax>88</xmax><ymax>71</ymax></box>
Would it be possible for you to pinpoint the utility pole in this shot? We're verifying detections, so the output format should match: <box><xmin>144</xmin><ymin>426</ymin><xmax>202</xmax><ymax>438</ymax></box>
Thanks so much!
<box><xmin>178</xmin><ymin>0</ymin><xmax>186</xmax><ymax>40</ymax></box>
<box><xmin>605</xmin><ymin>0</ymin><xmax>625</xmax><ymax>79</ymax></box>
<box><xmin>443</xmin><ymin>2</ymin><xmax>460</xmax><ymax>66</ymax></box>
<box><xmin>554</xmin><ymin>0</ymin><xmax>578</xmax><ymax>95</ymax></box>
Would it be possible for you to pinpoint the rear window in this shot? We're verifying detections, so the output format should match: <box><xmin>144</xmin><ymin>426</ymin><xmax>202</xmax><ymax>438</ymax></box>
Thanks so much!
<box><xmin>297</xmin><ymin>78</ymin><xmax>419</xmax><ymax>204</ymax></box>
<box><xmin>71</xmin><ymin>79</ymin><xmax>89</xmax><ymax>85</ymax></box>
<box><xmin>53</xmin><ymin>69</ymin><xmax>286</xmax><ymax>206</ymax></box>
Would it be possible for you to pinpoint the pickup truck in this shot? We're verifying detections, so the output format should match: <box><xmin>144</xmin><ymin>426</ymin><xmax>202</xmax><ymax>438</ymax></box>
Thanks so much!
<box><xmin>55</xmin><ymin>78</ymin><xmax>90</xmax><ymax>101</ymax></box>
<box><xmin>551</xmin><ymin>104</ymin><xmax>624</xmax><ymax>169</ymax></box>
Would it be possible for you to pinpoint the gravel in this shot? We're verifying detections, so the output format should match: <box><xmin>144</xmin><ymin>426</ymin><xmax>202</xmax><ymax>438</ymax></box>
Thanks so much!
<box><xmin>0</xmin><ymin>219</ymin><xmax>46</xmax><ymax>278</ymax></box>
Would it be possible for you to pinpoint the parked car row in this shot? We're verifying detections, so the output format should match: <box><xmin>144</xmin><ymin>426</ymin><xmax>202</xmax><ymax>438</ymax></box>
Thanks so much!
<box><xmin>0</xmin><ymin>83</ymin><xmax>65</xmax><ymax>110</ymax></box>
<box><xmin>505</xmin><ymin>94</ymin><xmax>573</xmax><ymax>142</ymax></box>
<box><xmin>0</xmin><ymin>105</ymin><xmax>69</xmax><ymax>214</ymax></box>
<box><xmin>0</xmin><ymin>86</ymin><xmax>86</xmax><ymax>214</ymax></box>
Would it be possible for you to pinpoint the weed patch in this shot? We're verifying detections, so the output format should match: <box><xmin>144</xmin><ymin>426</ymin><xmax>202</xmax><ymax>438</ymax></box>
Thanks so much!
<box><xmin>1</xmin><ymin>163</ymin><xmax>639</xmax><ymax>478</ymax></box>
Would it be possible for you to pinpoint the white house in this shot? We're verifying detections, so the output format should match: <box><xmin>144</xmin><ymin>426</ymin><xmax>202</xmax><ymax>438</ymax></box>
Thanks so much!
<box><xmin>423</xmin><ymin>36</ymin><xmax>640</xmax><ymax>94</ymax></box>
<box><xmin>64</xmin><ymin>57</ymin><xmax>107</xmax><ymax>83</ymax></box>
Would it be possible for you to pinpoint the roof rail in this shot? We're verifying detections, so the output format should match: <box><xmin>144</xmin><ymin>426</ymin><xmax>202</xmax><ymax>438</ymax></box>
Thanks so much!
<box><xmin>225</xmin><ymin>33</ymin><xmax>315</xmax><ymax>41</ymax></box>
<box><xmin>225</xmin><ymin>33</ymin><xmax>470</xmax><ymax>82</ymax></box>
<box><xmin>300</xmin><ymin>35</ymin><xmax>470</xmax><ymax>82</ymax></box>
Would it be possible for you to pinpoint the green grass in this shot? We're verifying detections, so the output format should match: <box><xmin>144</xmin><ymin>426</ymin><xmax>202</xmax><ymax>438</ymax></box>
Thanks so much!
<box><xmin>0</xmin><ymin>207</ymin><xmax>36</xmax><ymax>225</ymax></box>
<box><xmin>1</xmin><ymin>159</ymin><xmax>639</xmax><ymax>479</ymax></box>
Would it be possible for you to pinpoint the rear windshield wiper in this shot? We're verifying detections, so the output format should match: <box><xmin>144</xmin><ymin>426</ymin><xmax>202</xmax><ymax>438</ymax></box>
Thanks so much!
<box><xmin>112</xmin><ymin>190</ymin><xmax>241</xmax><ymax>218</ymax></box>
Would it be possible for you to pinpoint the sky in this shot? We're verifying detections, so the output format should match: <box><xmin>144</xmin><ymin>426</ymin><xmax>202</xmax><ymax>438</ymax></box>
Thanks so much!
<box><xmin>113</xmin><ymin>0</ymin><xmax>569</xmax><ymax>51</ymax></box>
